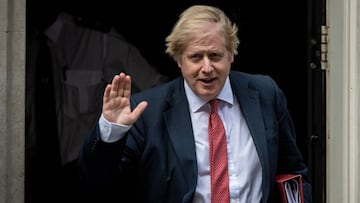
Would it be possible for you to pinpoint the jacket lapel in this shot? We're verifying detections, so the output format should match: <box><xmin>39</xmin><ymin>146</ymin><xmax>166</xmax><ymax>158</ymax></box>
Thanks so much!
<box><xmin>230</xmin><ymin>73</ymin><xmax>270</xmax><ymax>202</ymax></box>
<box><xmin>163</xmin><ymin>78</ymin><xmax>197</xmax><ymax>201</ymax></box>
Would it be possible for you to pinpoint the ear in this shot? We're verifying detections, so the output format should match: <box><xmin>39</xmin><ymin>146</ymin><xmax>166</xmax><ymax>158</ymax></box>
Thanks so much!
<box><xmin>177</xmin><ymin>59</ymin><xmax>182</xmax><ymax>69</ymax></box>
<box><xmin>230</xmin><ymin>54</ymin><xmax>234</xmax><ymax>63</ymax></box>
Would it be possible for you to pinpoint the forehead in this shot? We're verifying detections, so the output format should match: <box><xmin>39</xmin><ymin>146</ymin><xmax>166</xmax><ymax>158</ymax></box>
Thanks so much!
<box><xmin>185</xmin><ymin>22</ymin><xmax>226</xmax><ymax>52</ymax></box>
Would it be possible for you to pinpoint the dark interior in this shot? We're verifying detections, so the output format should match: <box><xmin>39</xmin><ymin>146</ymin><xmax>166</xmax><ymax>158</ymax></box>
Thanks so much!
<box><xmin>26</xmin><ymin>0</ymin><xmax>312</xmax><ymax>202</ymax></box>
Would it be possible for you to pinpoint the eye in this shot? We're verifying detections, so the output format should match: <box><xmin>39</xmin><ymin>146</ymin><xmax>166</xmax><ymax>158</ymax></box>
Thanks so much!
<box><xmin>208</xmin><ymin>52</ymin><xmax>223</xmax><ymax>61</ymax></box>
<box><xmin>189</xmin><ymin>54</ymin><xmax>203</xmax><ymax>62</ymax></box>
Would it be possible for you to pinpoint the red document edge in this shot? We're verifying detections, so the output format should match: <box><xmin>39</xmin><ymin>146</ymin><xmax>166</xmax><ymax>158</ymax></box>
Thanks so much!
<box><xmin>275</xmin><ymin>174</ymin><xmax>304</xmax><ymax>203</ymax></box>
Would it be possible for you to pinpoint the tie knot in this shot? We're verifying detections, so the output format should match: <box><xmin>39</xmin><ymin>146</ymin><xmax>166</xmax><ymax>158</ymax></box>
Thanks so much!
<box><xmin>209</xmin><ymin>99</ymin><xmax>219</xmax><ymax>113</ymax></box>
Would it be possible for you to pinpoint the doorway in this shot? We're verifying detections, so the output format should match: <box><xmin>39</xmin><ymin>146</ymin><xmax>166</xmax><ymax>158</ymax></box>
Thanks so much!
<box><xmin>25</xmin><ymin>0</ymin><xmax>324</xmax><ymax>202</ymax></box>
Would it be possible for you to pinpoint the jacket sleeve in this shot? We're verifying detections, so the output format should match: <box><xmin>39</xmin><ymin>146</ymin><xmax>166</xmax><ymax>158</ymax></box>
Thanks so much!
<box><xmin>78</xmin><ymin>124</ymin><xmax>137</xmax><ymax>201</ymax></box>
<box><xmin>270</xmin><ymin>77</ymin><xmax>312</xmax><ymax>203</ymax></box>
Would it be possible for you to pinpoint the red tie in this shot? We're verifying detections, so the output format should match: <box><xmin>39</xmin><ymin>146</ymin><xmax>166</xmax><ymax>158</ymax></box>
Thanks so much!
<box><xmin>208</xmin><ymin>99</ymin><xmax>230</xmax><ymax>203</ymax></box>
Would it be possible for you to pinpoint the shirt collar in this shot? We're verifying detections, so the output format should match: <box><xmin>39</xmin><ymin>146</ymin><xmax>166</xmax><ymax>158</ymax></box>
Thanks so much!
<box><xmin>184</xmin><ymin>77</ymin><xmax>234</xmax><ymax>113</ymax></box>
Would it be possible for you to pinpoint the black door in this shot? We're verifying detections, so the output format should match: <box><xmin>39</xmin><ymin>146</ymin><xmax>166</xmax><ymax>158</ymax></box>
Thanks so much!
<box><xmin>26</xmin><ymin>0</ymin><xmax>326</xmax><ymax>202</ymax></box>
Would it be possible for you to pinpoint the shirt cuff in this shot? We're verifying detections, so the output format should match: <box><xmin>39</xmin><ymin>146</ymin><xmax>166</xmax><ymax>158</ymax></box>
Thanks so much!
<box><xmin>99</xmin><ymin>114</ymin><xmax>131</xmax><ymax>143</ymax></box>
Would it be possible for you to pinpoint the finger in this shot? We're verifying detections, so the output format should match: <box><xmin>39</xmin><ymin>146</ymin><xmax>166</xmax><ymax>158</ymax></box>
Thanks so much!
<box><xmin>103</xmin><ymin>84</ymin><xmax>112</xmax><ymax>103</ymax></box>
<box><xmin>130</xmin><ymin>101</ymin><xmax>148</xmax><ymax>121</ymax></box>
<box><xmin>123</xmin><ymin>75</ymin><xmax>132</xmax><ymax>98</ymax></box>
<box><xmin>110</xmin><ymin>75</ymin><xmax>120</xmax><ymax>98</ymax></box>
<box><xmin>117</xmin><ymin>73</ymin><xmax>126</xmax><ymax>97</ymax></box>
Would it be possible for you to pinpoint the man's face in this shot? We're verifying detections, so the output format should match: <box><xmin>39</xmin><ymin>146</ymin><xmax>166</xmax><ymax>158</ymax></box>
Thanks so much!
<box><xmin>178</xmin><ymin>22</ymin><xmax>234</xmax><ymax>101</ymax></box>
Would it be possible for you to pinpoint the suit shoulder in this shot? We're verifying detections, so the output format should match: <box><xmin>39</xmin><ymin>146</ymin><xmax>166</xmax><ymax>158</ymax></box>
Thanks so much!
<box><xmin>131</xmin><ymin>77</ymin><xmax>182</xmax><ymax>102</ymax></box>
<box><xmin>230</xmin><ymin>71</ymin><xmax>277</xmax><ymax>88</ymax></box>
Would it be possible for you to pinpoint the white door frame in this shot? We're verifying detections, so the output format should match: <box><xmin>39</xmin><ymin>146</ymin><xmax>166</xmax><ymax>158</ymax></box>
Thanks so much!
<box><xmin>327</xmin><ymin>0</ymin><xmax>360</xmax><ymax>202</ymax></box>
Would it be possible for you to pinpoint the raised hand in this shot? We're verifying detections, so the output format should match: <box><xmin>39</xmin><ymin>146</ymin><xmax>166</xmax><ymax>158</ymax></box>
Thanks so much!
<box><xmin>102</xmin><ymin>73</ymin><xmax>148</xmax><ymax>125</ymax></box>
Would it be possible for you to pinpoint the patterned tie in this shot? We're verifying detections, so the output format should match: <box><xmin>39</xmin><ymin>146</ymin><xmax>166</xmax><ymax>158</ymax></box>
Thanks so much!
<box><xmin>208</xmin><ymin>99</ymin><xmax>230</xmax><ymax>203</ymax></box>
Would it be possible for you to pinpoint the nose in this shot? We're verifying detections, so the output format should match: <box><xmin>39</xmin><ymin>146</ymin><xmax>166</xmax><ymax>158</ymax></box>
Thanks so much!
<box><xmin>201</xmin><ymin>57</ymin><xmax>213</xmax><ymax>73</ymax></box>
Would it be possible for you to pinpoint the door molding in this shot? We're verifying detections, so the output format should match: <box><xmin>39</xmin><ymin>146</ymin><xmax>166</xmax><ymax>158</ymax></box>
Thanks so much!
<box><xmin>327</xmin><ymin>0</ymin><xmax>360</xmax><ymax>202</ymax></box>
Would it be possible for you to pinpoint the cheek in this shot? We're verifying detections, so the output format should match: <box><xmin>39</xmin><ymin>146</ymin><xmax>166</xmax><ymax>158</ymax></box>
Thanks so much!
<box><xmin>180</xmin><ymin>63</ymin><xmax>196</xmax><ymax>75</ymax></box>
<box><xmin>178</xmin><ymin>63</ymin><xmax>190</xmax><ymax>76</ymax></box>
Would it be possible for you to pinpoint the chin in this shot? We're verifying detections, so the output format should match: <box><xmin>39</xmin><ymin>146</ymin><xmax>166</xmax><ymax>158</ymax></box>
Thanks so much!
<box><xmin>198</xmin><ymin>92</ymin><xmax>218</xmax><ymax>101</ymax></box>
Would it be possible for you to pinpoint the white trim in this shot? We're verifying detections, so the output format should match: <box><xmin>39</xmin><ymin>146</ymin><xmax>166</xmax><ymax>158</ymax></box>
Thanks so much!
<box><xmin>327</xmin><ymin>0</ymin><xmax>360</xmax><ymax>202</ymax></box>
<box><xmin>347</xmin><ymin>1</ymin><xmax>359</xmax><ymax>202</ymax></box>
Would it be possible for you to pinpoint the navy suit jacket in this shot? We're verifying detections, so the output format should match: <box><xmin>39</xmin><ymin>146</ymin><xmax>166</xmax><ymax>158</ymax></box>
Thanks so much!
<box><xmin>80</xmin><ymin>71</ymin><xmax>312</xmax><ymax>203</ymax></box>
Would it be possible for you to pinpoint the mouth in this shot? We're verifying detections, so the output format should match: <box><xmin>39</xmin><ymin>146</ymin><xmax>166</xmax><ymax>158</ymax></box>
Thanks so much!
<box><xmin>199</xmin><ymin>78</ymin><xmax>216</xmax><ymax>84</ymax></box>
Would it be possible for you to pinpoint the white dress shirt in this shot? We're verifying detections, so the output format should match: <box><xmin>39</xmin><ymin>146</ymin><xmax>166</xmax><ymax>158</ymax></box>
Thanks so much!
<box><xmin>99</xmin><ymin>77</ymin><xmax>262</xmax><ymax>203</ymax></box>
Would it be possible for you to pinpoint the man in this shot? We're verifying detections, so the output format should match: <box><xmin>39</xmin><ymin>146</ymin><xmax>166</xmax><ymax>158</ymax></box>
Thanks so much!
<box><xmin>79</xmin><ymin>5</ymin><xmax>312</xmax><ymax>203</ymax></box>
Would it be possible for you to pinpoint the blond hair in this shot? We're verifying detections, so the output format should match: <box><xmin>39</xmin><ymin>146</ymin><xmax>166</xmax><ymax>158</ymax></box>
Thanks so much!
<box><xmin>165</xmin><ymin>5</ymin><xmax>240</xmax><ymax>62</ymax></box>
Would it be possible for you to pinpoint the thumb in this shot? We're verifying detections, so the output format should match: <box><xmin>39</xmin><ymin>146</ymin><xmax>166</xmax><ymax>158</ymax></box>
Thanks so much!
<box><xmin>130</xmin><ymin>101</ymin><xmax>148</xmax><ymax>121</ymax></box>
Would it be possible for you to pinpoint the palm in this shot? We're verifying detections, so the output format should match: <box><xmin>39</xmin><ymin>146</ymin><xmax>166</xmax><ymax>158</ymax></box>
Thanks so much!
<box><xmin>102</xmin><ymin>73</ymin><xmax>147</xmax><ymax>125</ymax></box>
